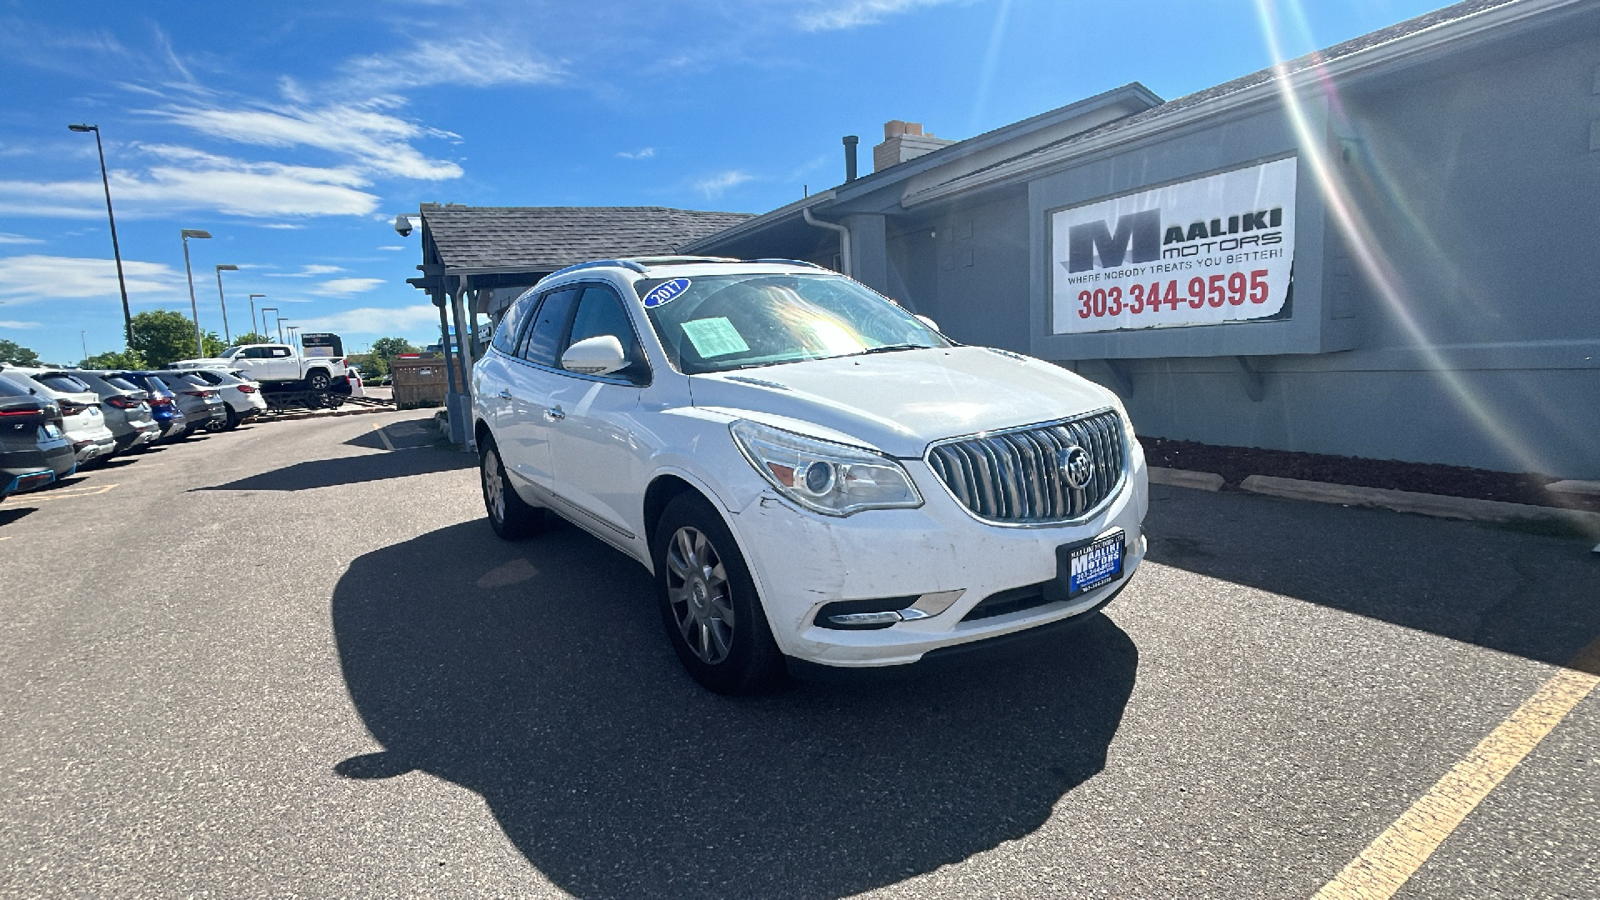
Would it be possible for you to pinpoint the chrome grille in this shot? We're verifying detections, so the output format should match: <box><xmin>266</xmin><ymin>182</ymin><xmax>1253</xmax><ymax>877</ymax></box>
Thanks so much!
<box><xmin>926</xmin><ymin>409</ymin><xmax>1126</xmax><ymax>525</ymax></box>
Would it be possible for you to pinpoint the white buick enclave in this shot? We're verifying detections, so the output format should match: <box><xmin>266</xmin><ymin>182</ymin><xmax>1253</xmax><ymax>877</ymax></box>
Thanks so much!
<box><xmin>472</xmin><ymin>257</ymin><xmax>1148</xmax><ymax>693</ymax></box>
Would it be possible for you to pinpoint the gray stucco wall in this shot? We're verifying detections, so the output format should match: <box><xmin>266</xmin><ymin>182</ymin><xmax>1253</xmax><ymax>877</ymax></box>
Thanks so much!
<box><xmin>1062</xmin><ymin>21</ymin><xmax>1600</xmax><ymax>478</ymax></box>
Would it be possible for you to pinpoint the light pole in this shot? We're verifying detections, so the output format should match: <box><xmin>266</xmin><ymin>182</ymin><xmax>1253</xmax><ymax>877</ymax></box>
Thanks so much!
<box><xmin>80</xmin><ymin>331</ymin><xmax>89</xmax><ymax>359</ymax></box>
<box><xmin>180</xmin><ymin>229</ymin><xmax>212</xmax><ymax>357</ymax></box>
<box><xmin>68</xmin><ymin>124</ymin><xmax>133</xmax><ymax>349</ymax></box>
<box><xmin>277</xmin><ymin>319</ymin><xmax>290</xmax><ymax>344</ymax></box>
<box><xmin>261</xmin><ymin>307</ymin><xmax>278</xmax><ymax>342</ymax></box>
<box><xmin>248</xmin><ymin>294</ymin><xmax>265</xmax><ymax>338</ymax></box>
<box><xmin>214</xmin><ymin>264</ymin><xmax>238</xmax><ymax>343</ymax></box>
<box><xmin>285</xmin><ymin>325</ymin><xmax>299</xmax><ymax>351</ymax></box>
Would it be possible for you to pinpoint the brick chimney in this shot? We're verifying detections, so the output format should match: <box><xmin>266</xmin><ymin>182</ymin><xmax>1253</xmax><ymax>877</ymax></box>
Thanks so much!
<box><xmin>873</xmin><ymin>120</ymin><xmax>956</xmax><ymax>172</ymax></box>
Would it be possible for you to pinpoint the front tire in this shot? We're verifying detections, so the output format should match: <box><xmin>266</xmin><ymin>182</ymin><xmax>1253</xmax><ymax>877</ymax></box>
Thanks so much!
<box><xmin>479</xmin><ymin>434</ymin><xmax>542</xmax><ymax>539</ymax></box>
<box><xmin>652</xmin><ymin>493</ymin><xmax>784</xmax><ymax>694</ymax></box>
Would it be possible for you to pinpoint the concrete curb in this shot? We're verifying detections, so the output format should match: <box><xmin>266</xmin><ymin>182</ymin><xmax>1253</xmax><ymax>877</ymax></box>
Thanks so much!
<box><xmin>1148</xmin><ymin>467</ymin><xmax>1225</xmax><ymax>491</ymax></box>
<box><xmin>1239</xmin><ymin>474</ymin><xmax>1600</xmax><ymax>536</ymax></box>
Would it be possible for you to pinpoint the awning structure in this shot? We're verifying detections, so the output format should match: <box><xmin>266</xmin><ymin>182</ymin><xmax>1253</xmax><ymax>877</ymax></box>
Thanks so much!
<box><xmin>407</xmin><ymin>203</ymin><xmax>753</xmax><ymax>317</ymax></box>
<box><xmin>403</xmin><ymin>202</ymin><xmax>752</xmax><ymax>444</ymax></box>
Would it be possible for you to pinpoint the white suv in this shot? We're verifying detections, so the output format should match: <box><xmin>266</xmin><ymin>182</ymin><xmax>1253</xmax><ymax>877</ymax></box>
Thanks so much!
<box><xmin>472</xmin><ymin>257</ymin><xmax>1148</xmax><ymax>693</ymax></box>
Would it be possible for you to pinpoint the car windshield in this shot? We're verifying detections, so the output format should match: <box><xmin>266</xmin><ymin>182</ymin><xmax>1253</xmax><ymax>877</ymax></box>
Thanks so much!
<box><xmin>636</xmin><ymin>273</ymin><xmax>948</xmax><ymax>375</ymax></box>
<box><xmin>220</xmin><ymin>347</ymin><xmax>241</xmax><ymax>358</ymax></box>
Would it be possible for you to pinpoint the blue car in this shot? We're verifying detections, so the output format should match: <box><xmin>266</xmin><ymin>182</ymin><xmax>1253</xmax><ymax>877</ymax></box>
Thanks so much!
<box><xmin>109</xmin><ymin>372</ymin><xmax>188</xmax><ymax>441</ymax></box>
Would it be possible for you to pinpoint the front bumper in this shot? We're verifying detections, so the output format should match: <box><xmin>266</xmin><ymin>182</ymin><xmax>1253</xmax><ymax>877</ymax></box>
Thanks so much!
<box><xmin>728</xmin><ymin>455</ymin><xmax>1149</xmax><ymax>668</ymax></box>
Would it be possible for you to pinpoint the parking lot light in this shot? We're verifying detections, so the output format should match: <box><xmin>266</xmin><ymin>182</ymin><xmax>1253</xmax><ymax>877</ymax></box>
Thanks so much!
<box><xmin>181</xmin><ymin>229</ymin><xmax>212</xmax><ymax>358</ymax></box>
<box><xmin>249</xmin><ymin>294</ymin><xmax>265</xmax><ymax>338</ymax></box>
<box><xmin>215</xmin><ymin>264</ymin><xmax>239</xmax><ymax>343</ymax></box>
<box><xmin>68</xmin><ymin>123</ymin><xmax>134</xmax><ymax>349</ymax></box>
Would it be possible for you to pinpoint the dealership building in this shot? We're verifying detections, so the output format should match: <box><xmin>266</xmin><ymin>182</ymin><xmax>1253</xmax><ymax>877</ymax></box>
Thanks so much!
<box><xmin>677</xmin><ymin>0</ymin><xmax>1598</xmax><ymax>480</ymax></box>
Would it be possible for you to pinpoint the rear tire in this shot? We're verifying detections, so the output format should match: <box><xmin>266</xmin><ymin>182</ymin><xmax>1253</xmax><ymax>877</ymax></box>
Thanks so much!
<box><xmin>479</xmin><ymin>433</ymin><xmax>542</xmax><ymax>540</ymax></box>
<box><xmin>223</xmin><ymin>407</ymin><xmax>240</xmax><ymax>430</ymax></box>
<box><xmin>652</xmin><ymin>492</ymin><xmax>785</xmax><ymax>694</ymax></box>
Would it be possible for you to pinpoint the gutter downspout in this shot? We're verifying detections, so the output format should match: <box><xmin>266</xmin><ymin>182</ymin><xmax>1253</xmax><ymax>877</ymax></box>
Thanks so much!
<box><xmin>802</xmin><ymin>206</ymin><xmax>852</xmax><ymax>278</ymax></box>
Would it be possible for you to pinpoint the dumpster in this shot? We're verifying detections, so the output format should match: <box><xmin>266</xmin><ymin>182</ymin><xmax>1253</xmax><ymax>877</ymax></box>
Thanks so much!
<box><xmin>390</xmin><ymin>355</ymin><xmax>465</xmax><ymax>409</ymax></box>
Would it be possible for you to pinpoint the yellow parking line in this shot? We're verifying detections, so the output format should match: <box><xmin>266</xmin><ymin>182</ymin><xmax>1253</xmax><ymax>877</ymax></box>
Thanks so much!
<box><xmin>1313</xmin><ymin>634</ymin><xmax>1600</xmax><ymax>900</ymax></box>
<box><xmin>25</xmin><ymin>484</ymin><xmax>119</xmax><ymax>502</ymax></box>
<box><xmin>371</xmin><ymin>422</ymin><xmax>397</xmax><ymax>452</ymax></box>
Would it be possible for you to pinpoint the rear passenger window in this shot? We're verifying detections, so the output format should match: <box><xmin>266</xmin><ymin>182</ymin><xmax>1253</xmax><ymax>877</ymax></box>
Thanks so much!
<box><xmin>104</xmin><ymin>376</ymin><xmax>140</xmax><ymax>391</ymax></box>
<box><xmin>519</xmin><ymin>287</ymin><xmax>580</xmax><ymax>367</ymax></box>
<box><xmin>37</xmin><ymin>373</ymin><xmax>91</xmax><ymax>393</ymax></box>
<box><xmin>492</xmin><ymin>293</ymin><xmax>536</xmax><ymax>356</ymax></box>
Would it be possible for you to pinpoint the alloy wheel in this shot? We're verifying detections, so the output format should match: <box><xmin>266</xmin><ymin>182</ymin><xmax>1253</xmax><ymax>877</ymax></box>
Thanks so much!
<box><xmin>483</xmin><ymin>449</ymin><xmax>505</xmax><ymax>522</ymax></box>
<box><xmin>664</xmin><ymin>526</ymin><xmax>735</xmax><ymax>664</ymax></box>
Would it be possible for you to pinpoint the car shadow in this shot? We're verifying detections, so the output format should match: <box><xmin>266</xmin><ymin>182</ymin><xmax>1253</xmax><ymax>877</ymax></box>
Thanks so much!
<box><xmin>197</xmin><ymin>444</ymin><xmax>473</xmax><ymax>492</ymax></box>
<box><xmin>331</xmin><ymin>518</ymin><xmax>1138</xmax><ymax>898</ymax></box>
<box><xmin>1144</xmin><ymin>484</ymin><xmax>1600</xmax><ymax>669</ymax></box>
<box><xmin>0</xmin><ymin>506</ymin><xmax>36</xmax><ymax>526</ymax></box>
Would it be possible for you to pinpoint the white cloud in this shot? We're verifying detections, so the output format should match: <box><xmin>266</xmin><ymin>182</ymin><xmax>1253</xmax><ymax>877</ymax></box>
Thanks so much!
<box><xmin>796</xmin><ymin>0</ymin><xmax>957</xmax><ymax>31</ymax></box>
<box><xmin>336</xmin><ymin>37</ymin><xmax>564</xmax><ymax>94</ymax></box>
<box><xmin>0</xmin><ymin>150</ymin><xmax>381</xmax><ymax>220</ymax></box>
<box><xmin>294</xmin><ymin>304</ymin><xmax>441</xmax><ymax>335</ymax></box>
<box><xmin>377</xmin><ymin>245</ymin><xmax>406</xmax><ymax>252</ymax></box>
<box><xmin>617</xmin><ymin>147</ymin><xmax>656</xmax><ymax>160</ymax></box>
<box><xmin>0</xmin><ymin>233</ymin><xmax>43</xmax><ymax>245</ymax></box>
<box><xmin>0</xmin><ymin>320</ymin><xmax>40</xmax><ymax>329</ymax></box>
<box><xmin>310</xmin><ymin>277</ymin><xmax>386</xmax><ymax>296</ymax></box>
<box><xmin>694</xmin><ymin>170</ymin><xmax>754</xmax><ymax>198</ymax></box>
<box><xmin>0</xmin><ymin>254</ymin><xmax>186</xmax><ymax>302</ymax></box>
<box><xmin>266</xmin><ymin>264</ymin><xmax>348</xmax><ymax>278</ymax></box>
<box><xmin>154</xmin><ymin>101</ymin><xmax>463</xmax><ymax>181</ymax></box>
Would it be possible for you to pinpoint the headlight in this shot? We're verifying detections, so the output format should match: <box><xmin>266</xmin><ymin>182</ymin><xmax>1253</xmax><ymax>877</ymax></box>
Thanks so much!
<box><xmin>730</xmin><ymin>420</ymin><xmax>923</xmax><ymax>516</ymax></box>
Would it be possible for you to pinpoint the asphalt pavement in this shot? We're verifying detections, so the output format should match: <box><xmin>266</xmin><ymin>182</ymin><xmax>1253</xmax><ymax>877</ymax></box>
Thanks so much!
<box><xmin>1</xmin><ymin>411</ymin><xmax>1595</xmax><ymax>898</ymax></box>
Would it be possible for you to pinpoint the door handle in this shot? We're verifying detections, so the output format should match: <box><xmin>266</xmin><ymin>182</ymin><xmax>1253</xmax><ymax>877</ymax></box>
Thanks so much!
<box><xmin>498</xmin><ymin>389</ymin><xmax>512</xmax><ymax>400</ymax></box>
<box><xmin>544</xmin><ymin>406</ymin><xmax>565</xmax><ymax>422</ymax></box>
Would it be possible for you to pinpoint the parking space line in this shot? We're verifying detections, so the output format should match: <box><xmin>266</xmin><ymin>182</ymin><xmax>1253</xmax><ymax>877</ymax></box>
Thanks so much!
<box><xmin>371</xmin><ymin>422</ymin><xmax>397</xmax><ymax>452</ymax></box>
<box><xmin>1313</xmin><ymin>634</ymin><xmax>1600</xmax><ymax>900</ymax></box>
<box><xmin>25</xmin><ymin>484</ymin><xmax>120</xmax><ymax>502</ymax></box>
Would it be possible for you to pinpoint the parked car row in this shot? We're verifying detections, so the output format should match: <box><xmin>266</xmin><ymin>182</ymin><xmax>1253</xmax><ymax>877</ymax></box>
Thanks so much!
<box><xmin>0</xmin><ymin>364</ymin><xmax>268</xmax><ymax>502</ymax></box>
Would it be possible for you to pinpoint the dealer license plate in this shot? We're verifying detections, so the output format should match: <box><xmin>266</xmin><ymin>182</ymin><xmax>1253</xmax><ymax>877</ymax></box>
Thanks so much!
<box><xmin>1064</xmin><ymin>530</ymin><xmax>1124</xmax><ymax>599</ymax></box>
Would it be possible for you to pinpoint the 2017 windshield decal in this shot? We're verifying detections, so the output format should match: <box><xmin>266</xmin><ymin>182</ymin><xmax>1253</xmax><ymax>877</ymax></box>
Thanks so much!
<box><xmin>642</xmin><ymin>278</ymin><xmax>691</xmax><ymax>308</ymax></box>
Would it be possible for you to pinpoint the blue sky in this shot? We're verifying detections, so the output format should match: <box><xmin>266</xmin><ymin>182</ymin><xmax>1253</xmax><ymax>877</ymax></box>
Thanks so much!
<box><xmin>1</xmin><ymin>0</ymin><xmax>1447</xmax><ymax>363</ymax></box>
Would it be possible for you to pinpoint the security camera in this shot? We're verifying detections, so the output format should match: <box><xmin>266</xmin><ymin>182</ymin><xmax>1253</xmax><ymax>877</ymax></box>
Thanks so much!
<box><xmin>394</xmin><ymin>214</ymin><xmax>414</xmax><ymax>237</ymax></box>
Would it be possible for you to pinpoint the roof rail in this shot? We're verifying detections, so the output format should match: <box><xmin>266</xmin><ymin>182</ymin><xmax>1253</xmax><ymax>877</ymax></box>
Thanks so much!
<box><xmin>625</xmin><ymin>256</ymin><xmax>740</xmax><ymax>266</ymax></box>
<box><xmin>545</xmin><ymin>259</ymin><xmax>650</xmax><ymax>280</ymax></box>
<box><xmin>749</xmin><ymin>258</ymin><xmax>824</xmax><ymax>269</ymax></box>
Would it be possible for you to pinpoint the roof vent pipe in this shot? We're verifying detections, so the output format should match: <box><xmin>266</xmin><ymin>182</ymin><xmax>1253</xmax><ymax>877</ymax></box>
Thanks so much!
<box><xmin>843</xmin><ymin>135</ymin><xmax>859</xmax><ymax>182</ymax></box>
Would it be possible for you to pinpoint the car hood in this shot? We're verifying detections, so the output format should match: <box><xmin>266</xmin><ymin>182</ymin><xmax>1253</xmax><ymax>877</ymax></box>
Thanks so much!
<box><xmin>689</xmin><ymin>346</ymin><xmax>1118</xmax><ymax>457</ymax></box>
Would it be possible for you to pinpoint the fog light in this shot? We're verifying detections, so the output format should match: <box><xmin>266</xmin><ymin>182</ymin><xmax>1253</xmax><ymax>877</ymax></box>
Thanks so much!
<box><xmin>826</xmin><ymin>610</ymin><xmax>902</xmax><ymax>628</ymax></box>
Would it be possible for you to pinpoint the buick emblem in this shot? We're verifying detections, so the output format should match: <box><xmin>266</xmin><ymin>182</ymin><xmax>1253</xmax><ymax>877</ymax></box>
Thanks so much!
<box><xmin>1059</xmin><ymin>446</ymin><xmax>1094</xmax><ymax>489</ymax></box>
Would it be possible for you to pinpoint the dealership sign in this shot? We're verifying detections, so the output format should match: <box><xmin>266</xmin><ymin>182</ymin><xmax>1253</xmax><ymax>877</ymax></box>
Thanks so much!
<box><xmin>1050</xmin><ymin>157</ymin><xmax>1297</xmax><ymax>334</ymax></box>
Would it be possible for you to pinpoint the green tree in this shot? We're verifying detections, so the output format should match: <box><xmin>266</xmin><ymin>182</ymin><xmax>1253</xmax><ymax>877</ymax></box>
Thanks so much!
<box><xmin>364</xmin><ymin>336</ymin><xmax>419</xmax><ymax>380</ymax></box>
<box><xmin>0</xmin><ymin>338</ymin><xmax>40</xmax><ymax>366</ymax></box>
<box><xmin>129</xmin><ymin>310</ymin><xmax>224</xmax><ymax>367</ymax></box>
<box><xmin>80</xmin><ymin>349</ymin><xmax>147</xmax><ymax>370</ymax></box>
<box><xmin>230</xmin><ymin>331</ymin><xmax>271</xmax><ymax>346</ymax></box>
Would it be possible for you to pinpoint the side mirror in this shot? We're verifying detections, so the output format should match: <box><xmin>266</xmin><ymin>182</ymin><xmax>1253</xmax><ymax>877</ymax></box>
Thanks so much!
<box><xmin>560</xmin><ymin>335</ymin><xmax>628</xmax><ymax>376</ymax></box>
<box><xmin>915</xmin><ymin>314</ymin><xmax>941</xmax><ymax>333</ymax></box>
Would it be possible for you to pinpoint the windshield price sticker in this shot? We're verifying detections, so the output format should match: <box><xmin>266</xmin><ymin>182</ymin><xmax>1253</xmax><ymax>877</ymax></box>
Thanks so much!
<box><xmin>680</xmin><ymin>317</ymin><xmax>750</xmax><ymax>358</ymax></box>
<box><xmin>1051</xmin><ymin>157</ymin><xmax>1297</xmax><ymax>334</ymax></box>
<box><xmin>642</xmin><ymin>278</ymin><xmax>691</xmax><ymax>308</ymax></box>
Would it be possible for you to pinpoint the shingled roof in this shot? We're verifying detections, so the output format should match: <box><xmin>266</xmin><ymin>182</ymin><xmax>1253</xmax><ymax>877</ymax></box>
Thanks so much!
<box><xmin>420</xmin><ymin>204</ymin><xmax>755</xmax><ymax>273</ymax></box>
